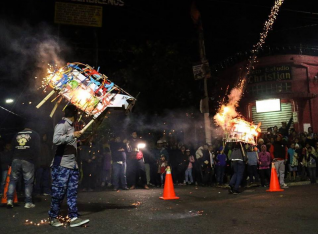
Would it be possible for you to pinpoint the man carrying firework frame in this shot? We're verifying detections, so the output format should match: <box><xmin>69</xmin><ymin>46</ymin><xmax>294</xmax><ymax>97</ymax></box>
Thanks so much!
<box><xmin>48</xmin><ymin>105</ymin><xmax>89</xmax><ymax>227</ymax></box>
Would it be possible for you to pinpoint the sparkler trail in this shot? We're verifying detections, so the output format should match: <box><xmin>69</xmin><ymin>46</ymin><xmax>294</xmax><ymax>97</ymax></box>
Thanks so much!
<box><xmin>213</xmin><ymin>0</ymin><xmax>285</xmax><ymax>139</ymax></box>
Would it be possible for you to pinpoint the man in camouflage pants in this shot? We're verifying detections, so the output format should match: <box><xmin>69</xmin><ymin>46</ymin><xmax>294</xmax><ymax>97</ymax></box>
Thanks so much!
<box><xmin>48</xmin><ymin>105</ymin><xmax>89</xmax><ymax>227</ymax></box>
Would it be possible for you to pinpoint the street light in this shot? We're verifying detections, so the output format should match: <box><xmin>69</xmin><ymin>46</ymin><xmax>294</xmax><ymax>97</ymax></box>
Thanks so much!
<box><xmin>5</xmin><ymin>99</ymin><xmax>14</xmax><ymax>104</ymax></box>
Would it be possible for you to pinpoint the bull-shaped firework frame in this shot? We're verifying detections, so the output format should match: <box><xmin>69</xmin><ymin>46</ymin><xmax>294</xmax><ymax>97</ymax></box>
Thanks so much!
<box><xmin>36</xmin><ymin>62</ymin><xmax>136</xmax><ymax>133</ymax></box>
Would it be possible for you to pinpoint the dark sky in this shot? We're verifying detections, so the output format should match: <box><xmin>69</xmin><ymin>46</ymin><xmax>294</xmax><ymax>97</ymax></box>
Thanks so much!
<box><xmin>0</xmin><ymin>0</ymin><xmax>317</xmax><ymax>134</ymax></box>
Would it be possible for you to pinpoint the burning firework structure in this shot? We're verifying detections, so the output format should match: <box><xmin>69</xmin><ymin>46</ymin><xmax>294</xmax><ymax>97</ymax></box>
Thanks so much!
<box><xmin>213</xmin><ymin>0</ymin><xmax>285</xmax><ymax>145</ymax></box>
<box><xmin>37</xmin><ymin>62</ymin><xmax>135</xmax><ymax>133</ymax></box>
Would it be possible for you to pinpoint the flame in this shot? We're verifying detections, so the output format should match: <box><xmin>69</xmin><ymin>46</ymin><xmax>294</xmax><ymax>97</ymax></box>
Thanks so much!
<box><xmin>214</xmin><ymin>80</ymin><xmax>261</xmax><ymax>144</ymax></box>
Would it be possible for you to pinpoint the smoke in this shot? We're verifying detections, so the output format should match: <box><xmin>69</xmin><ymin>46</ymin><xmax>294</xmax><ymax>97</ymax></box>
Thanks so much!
<box><xmin>0</xmin><ymin>20</ymin><xmax>68</xmax><ymax>91</ymax></box>
<box><xmin>0</xmin><ymin>20</ymin><xmax>70</xmax><ymax>133</ymax></box>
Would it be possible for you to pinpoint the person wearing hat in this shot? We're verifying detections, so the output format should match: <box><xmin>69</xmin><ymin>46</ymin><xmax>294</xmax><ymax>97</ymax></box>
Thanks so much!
<box><xmin>48</xmin><ymin>105</ymin><xmax>89</xmax><ymax>227</ymax></box>
<box><xmin>7</xmin><ymin>121</ymin><xmax>40</xmax><ymax>209</ymax></box>
<box><xmin>151</xmin><ymin>140</ymin><xmax>169</xmax><ymax>186</ymax></box>
<box><xmin>269</xmin><ymin>134</ymin><xmax>288</xmax><ymax>188</ymax></box>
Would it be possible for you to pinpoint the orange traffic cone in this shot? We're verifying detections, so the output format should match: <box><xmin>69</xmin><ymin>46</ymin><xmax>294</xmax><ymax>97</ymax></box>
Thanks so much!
<box><xmin>267</xmin><ymin>162</ymin><xmax>284</xmax><ymax>192</ymax></box>
<box><xmin>160</xmin><ymin>167</ymin><xmax>179</xmax><ymax>200</ymax></box>
<box><xmin>1</xmin><ymin>167</ymin><xmax>18</xmax><ymax>204</ymax></box>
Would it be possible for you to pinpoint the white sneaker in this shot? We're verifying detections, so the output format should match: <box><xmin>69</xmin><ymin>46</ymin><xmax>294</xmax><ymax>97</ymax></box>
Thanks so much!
<box><xmin>70</xmin><ymin>217</ymin><xmax>90</xmax><ymax>227</ymax></box>
<box><xmin>50</xmin><ymin>218</ymin><xmax>63</xmax><ymax>227</ymax></box>
<box><xmin>281</xmin><ymin>183</ymin><xmax>288</xmax><ymax>189</ymax></box>
<box><xmin>7</xmin><ymin>199</ymin><xmax>14</xmax><ymax>208</ymax></box>
<box><xmin>24</xmin><ymin>203</ymin><xmax>36</xmax><ymax>208</ymax></box>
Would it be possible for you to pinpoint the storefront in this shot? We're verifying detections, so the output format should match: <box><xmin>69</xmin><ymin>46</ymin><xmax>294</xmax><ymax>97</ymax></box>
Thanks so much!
<box><xmin>218</xmin><ymin>54</ymin><xmax>318</xmax><ymax>133</ymax></box>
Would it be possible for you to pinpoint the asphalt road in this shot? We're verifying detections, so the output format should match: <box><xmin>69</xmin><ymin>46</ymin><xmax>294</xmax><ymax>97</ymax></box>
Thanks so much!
<box><xmin>1</xmin><ymin>184</ymin><xmax>318</xmax><ymax>234</ymax></box>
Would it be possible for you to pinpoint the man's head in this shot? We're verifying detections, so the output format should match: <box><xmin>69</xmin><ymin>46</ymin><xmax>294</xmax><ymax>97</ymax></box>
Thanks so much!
<box><xmin>281</xmin><ymin>122</ymin><xmax>287</xmax><ymax>128</ymax></box>
<box><xmin>131</xmin><ymin>131</ymin><xmax>137</xmax><ymax>139</ymax></box>
<box><xmin>157</xmin><ymin>140</ymin><xmax>163</xmax><ymax>148</ymax></box>
<box><xmin>186</xmin><ymin>149</ymin><xmax>190</xmax><ymax>155</ymax></box>
<box><xmin>203</xmin><ymin>144</ymin><xmax>208</xmax><ymax>150</ymax></box>
<box><xmin>277</xmin><ymin>134</ymin><xmax>282</xmax><ymax>141</ymax></box>
<box><xmin>308</xmin><ymin>127</ymin><xmax>313</xmax><ymax>133</ymax></box>
<box><xmin>290</xmin><ymin>143</ymin><xmax>295</xmax><ymax>149</ymax></box>
<box><xmin>208</xmin><ymin>145</ymin><xmax>214</xmax><ymax>151</ymax></box>
<box><xmin>64</xmin><ymin>105</ymin><xmax>78</xmax><ymax>119</ymax></box>
<box><xmin>115</xmin><ymin>136</ymin><xmax>121</xmax><ymax>142</ymax></box>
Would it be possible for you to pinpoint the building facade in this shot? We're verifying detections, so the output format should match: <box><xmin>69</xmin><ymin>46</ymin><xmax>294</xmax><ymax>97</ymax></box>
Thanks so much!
<box><xmin>218</xmin><ymin>54</ymin><xmax>318</xmax><ymax>133</ymax></box>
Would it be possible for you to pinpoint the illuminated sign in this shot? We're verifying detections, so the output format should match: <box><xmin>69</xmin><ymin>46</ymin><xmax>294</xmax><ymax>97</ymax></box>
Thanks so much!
<box><xmin>248</xmin><ymin>65</ymin><xmax>292</xmax><ymax>84</ymax></box>
<box><xmin>256</xmin><ymin>99</ymin><xmax>281</xmax><ymax>113</ymax></box>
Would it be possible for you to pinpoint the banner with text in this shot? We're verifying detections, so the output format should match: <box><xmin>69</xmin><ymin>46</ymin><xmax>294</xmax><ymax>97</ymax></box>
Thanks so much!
<box><xmin>55</xmin><ymin>2</ymin><xmax>103</xmax><ymax>27</ymax></box>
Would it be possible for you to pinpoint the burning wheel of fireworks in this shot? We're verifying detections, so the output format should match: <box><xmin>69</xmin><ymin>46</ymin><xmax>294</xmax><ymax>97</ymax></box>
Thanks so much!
<box><xmin>37</xmin><ymin>62</ymin><xmax>136</xmax><ymax>133</ymax></box>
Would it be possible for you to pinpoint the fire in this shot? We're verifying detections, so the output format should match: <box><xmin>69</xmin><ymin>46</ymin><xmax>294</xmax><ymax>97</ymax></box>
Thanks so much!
<box><xmin>214</xmin><ymin>81</ymin><xmax>261</xmax><ymax>145</ymax></box>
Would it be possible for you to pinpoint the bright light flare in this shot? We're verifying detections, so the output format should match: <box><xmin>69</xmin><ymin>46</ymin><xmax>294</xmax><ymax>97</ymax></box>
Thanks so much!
<box><xmin>137</xmin><ymin>143</ymin><xmax>146</xmax><ymax>149</ymax></box>
<box><xmin>5</xmin><ymin>99</ymin><xmax>14</xmax><ymax>103</ymax></box>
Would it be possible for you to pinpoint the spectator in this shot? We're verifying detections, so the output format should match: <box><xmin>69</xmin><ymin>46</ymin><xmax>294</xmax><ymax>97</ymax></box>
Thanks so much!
<box><xmin>101</xmin><ymin>146</ymin><xmax>112</xmax><ymax>188</ymax></box>
<box><xmin>34</xmin><ymin>133</ymin><xmax>52</xmax><ymax>196</ymax></box>
<box><xmin>157</xmin><ymin>155</ymin><xmax>168</xmax><ymax>187</ymax></box>
<box><xmin>176</xmin><ymin>145</ymin><xmax>188</xmax><ymax>185</ymax></box>
<box><xmin>110</xmin><ymin>136</ymin><xmax>128</xmax><ymax>191</ymax></box>
<box><xmin>215</xmin><ymin>146</ymin><xmax>226</xmax><ymax>186</ymax></box>
<box><xmin>270</xmin><ymin>134</ymin><xmax>288</xmax><ymax>188</ymax></box>
<box><xmin>279</xmin><ymin>117</ymin><xmax>293</xmax><ymax>138</ymax></box>
<box><xmin>0</xmin><ymin>143</ymin><xmax>12</xmax><ymax>196</ymax></box>
<box><xmin>48</xmin><ymin>105</ymin><xmax>89</xmax><ymax>227</ymax></box>
<box><xmin>151</xmin><ymin>140</ymin><xmax>169</xmax><ymax>186</ymax></box>
<box><xmin>258</xmin><ymin>144</ymin><xmax>271</xmax><ymax>187</ymax></box>
<box><xmin>246</xmin><ymin>145</ymin><xmax>259</xmax><ymax>185</ymax></box>
<box><xmin>184</xmin><ymin>149</ymin><xmax>195</xmax><ymax>185</ymax></box>
<box><xmin>288</xmin><ymin>143</ymin><xmax>298</xmax><ymax>181</ymax></box>
<box><xmin>257</xmin><ymin>138</ymin><xmax>264</xmax><ymax>151</ymax></box>
<box><xmin>305</xmin><ymin>147</ymin><xmax>316</xmax><ymax>184</ymax></box>
<box><xmin>7</xmin><ymin>122</ymin><xmax>40</xmax><ymax>208</ymax></box>
<box><xmin>127</xmin><ymin>131</ymin><xmax>149</xmax><ymax>189</ymax></box>
<box><xmin>195</xmin><ymin>144</ymin><xmax>209</xmax><ymax>185</ymax></box>
<box><xmin>80</xmin><ymin>139</ymin><xmax>97</xmax><ymax>192</ymax></box>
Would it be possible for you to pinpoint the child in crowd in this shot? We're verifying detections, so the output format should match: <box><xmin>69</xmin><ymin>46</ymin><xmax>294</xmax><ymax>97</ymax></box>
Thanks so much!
<box><xmin>216</xmin><ymin>146</ymin><xmax>227</xmax><ymax>186</ymax></box>
<box><xmin>185</xmin><ymin>149</ymin><xmax>195</xmax><ymax>185</ymax></box>
<box><xmin>247</xmin><ymin>145</ymin><xmax>259</xmax><ymax>185</ymax></box>
<box><xmin>158</xmin><ymin>155</ymin><xmax>168</xmax><ymax>187</ymax></box>
<box><xmin>258</xmin><ymin>144</ymin><xmax>271</xmax><ymax>187</ymax></box>
<box><xmin>288</xmin><ymin>143</ymin><xmax>298</xmax><ymax>181</ymax></box>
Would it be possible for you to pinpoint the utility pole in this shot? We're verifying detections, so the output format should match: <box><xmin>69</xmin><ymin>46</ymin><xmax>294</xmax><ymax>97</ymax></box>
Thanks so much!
<box><xmin>191</xmin><ymin>1</ymin><xmax>211</xmax><ymax>145</ymax></box>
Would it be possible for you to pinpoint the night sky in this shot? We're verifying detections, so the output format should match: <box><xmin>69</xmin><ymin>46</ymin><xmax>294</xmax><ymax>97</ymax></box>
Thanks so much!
<box><xmin>0</xmin><ymin>0</ymin><xmax>317</xmax><ymax>138</ymax></box>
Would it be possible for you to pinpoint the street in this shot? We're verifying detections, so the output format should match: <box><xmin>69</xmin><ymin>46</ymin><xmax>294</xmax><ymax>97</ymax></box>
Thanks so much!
<box><xmin>1</xmin><ymin>184</ymin><xmax>317</xmax><ymax>234</ymax></box>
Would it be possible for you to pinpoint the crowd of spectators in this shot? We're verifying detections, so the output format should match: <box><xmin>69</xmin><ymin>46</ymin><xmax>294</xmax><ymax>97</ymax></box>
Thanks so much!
<box><xmin>0</xmin><ymin>117</ymin><xmax>317</xmax><ymax>200</ymax></box>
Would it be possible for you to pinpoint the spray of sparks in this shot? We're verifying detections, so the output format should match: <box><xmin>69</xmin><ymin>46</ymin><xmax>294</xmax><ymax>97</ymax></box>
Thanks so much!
<box><xmin>214</xmin><ymin>0</ymin><xmax>285</xmax><ymax>143</ymax></box>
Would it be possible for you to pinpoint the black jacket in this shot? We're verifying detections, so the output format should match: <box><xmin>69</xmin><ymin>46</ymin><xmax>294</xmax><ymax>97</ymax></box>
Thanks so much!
<box><xmin>11</xmin><ymin>129</ymin><xmax>40</xmax><ymax>162</ymax></box>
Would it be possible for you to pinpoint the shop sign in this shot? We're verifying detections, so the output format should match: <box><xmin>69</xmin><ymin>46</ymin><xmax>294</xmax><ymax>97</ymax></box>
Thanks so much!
<box><xmin>248</xmin><ymin>65</ymin><xmax>292</xmax><ymax>84</ymax></box>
